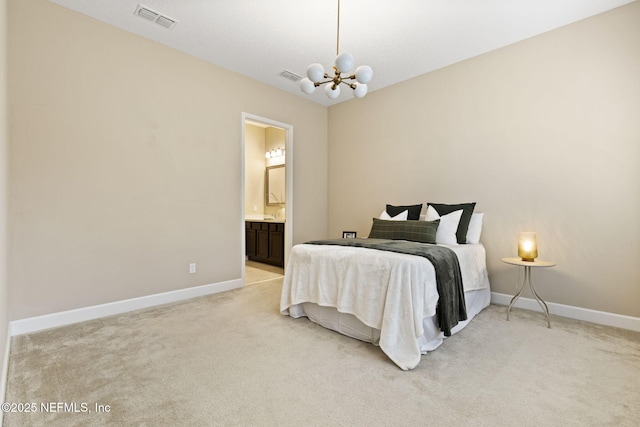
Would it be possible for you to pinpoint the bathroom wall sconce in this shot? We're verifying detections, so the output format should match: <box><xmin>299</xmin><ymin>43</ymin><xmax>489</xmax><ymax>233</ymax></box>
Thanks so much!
<box><xmin>518</xmin><ymin>232</ymin><xmax>538</xmax><ymax>262</ymax></box>
<box><xmin>265</xmin><ymin>147</ymin><xmax>285</xmax><ymax>159</ymax></box>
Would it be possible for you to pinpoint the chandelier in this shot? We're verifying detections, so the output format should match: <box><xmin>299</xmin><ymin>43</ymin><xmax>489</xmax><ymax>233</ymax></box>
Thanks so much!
<box><xmin>299</xmin><ymin>0</ymin><xmax>373</xmax><ymax>99</ymax></box>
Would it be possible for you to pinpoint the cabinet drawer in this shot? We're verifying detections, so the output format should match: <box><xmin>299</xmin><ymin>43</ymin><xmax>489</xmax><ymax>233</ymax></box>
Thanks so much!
<box><xmin>269</xmin><ymin>223</ymin><xmax>284</xmax><ymax>232</ymax></box>
<box><xmin>246</xmin><ymin>221</ymin><xmax>283</xmax><ymax>231</ymax></box>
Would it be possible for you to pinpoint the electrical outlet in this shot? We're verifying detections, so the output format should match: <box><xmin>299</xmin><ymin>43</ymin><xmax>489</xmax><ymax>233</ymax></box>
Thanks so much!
<box><xmin>189</xmin><ymin>263</ymin><xmax>196</xmax><ymax>274</ymax></box>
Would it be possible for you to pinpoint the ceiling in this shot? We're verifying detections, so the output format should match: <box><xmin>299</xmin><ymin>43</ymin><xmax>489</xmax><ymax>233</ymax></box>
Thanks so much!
<box><xmin>49</xmin><ymin>0</ymin><xmax>635</xmax><ymax>107</ymax></box>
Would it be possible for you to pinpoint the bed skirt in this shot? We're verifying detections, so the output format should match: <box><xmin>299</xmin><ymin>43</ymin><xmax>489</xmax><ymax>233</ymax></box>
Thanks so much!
<box><xmin>287</xmin><ymin>286</ymin><xmax>491</xmax><ymax>355</ymax></box>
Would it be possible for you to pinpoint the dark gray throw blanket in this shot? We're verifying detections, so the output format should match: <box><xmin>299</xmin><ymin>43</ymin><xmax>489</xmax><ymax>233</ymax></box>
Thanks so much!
<box><xmin>306</xmin><ymin>238</ymin><xmax>467</xmax><ymax>336</ymax></box>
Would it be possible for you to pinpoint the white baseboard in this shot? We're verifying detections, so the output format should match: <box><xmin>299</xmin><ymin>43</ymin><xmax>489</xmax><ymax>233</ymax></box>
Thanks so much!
<box><xmin>491</xmin><ymin>292</ymin><xmax>640</xmax><ymax>332</ymax></box>
<box><xmin>10</xmin><ymin>278</ymin><xmax>243</xmax><ymax>336</ymax></box>
<box><xmin>10</xmin><ymin>285</ymin><xmax>636</xmax><ymax>337</ymax></box>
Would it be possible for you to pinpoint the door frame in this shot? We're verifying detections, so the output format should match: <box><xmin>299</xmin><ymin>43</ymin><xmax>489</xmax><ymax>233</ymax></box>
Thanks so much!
<box><xmin>241</xmin><ymin>113</ymin><xmax>293</xmax><ymax>283</ymax></box>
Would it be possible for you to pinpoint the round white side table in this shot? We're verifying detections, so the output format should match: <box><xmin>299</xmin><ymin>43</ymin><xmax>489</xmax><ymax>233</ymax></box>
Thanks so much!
<box><xmin>502</xmin><ymin>257</ymin><xmax>556</xmax><ymax>328</ymax></box>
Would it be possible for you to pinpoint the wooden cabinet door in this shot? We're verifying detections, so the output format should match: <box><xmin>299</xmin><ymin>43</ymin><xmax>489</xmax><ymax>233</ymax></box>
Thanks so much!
<box><xmin>268</xmin><ymin>223</ymin><xmax>284</xmax><ymax>266</ymax></box>
<box><xmin>269</xmin><ymin>230</ymin><xmax>284</xmax><ymax>265</ymax></box>
<box><xmin>256</xmin><ymin>227</ymin><xmax>270</xmax><ymax>260</ymax></box>
<box><xmin>245</xmin><ymin>227</ymin><xmax>256</xmax><ymax>257</ymax></box>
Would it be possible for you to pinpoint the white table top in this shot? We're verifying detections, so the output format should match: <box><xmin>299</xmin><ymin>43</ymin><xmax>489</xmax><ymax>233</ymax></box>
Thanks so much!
<box><xmin>502</xmin><ymin>257</ymin><xmax>556</xmax><ymax>268</ymax></box>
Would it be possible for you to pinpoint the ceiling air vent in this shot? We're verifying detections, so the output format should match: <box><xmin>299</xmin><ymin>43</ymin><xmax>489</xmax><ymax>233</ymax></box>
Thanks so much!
<box><xmin>280</xmin><ymin>70</ymin><xmax>302</xmax><ymax>82</ymax></box>
<box><xmin>134</xmin><ymin>4</ymin><xmax>178</xmax><ymax>30</ymax></box>
<box><xmin>156</xmin><ymin>15</ymin><xmax>177</xmax><ymax>29</ymax></box>
<box><xmin>136</xmin><ymin>6</ymin><xmax>158</xmax><ymax>21</ymax></box>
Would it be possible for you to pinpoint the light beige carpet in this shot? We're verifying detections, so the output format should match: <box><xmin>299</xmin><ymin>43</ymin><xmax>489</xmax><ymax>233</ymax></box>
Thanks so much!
<box><xmin>4</xmin><ymin>278</ymin><xmax>640</xmax><ymax>426</ymax></box>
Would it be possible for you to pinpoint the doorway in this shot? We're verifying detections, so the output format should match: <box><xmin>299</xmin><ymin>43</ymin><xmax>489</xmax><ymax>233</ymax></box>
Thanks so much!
<box><xmin>241</xmin><ymin>113</ymin><xmax>293</xmax><ymax>285</ymax></box>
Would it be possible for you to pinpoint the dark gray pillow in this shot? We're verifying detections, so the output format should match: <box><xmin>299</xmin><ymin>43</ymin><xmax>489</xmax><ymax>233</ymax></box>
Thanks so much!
<box><xmin>386</xmin><ymin>204</ymin><xmax>423</xmax><ymax>221</ymax></box>
<box><xmin>428</xmin><ymin>202</ymin><xmax>476</xmax><ymax>244</ymax></box>
<box><xmin>368</xmin><ymin>218</ymin><xmax>439</xmax><ymax>244</ymax></box>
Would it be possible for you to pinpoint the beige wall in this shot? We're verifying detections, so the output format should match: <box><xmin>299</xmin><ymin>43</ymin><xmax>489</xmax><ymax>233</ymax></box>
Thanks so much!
<box><xmin>8</xmin><ymin>0</ymin><xmax>328</xmax><ymax>320</ymax></box>
<box><xmin>244</xmin><ymin>124</ymin><xmax>266</xmax><ymax>216</ymax></box>
<box><xmin>1</xmin><ymin>0</ymin><xmax>9</xmax><ymax>383</ymax></box>
<box><xmin>245</xmin><ymin>125</ymin><xmax>287</xmax><ymax>218</ymax></box>
<box><xmin>328</xmin><ymin>2</ymin><xmax>640</xmax><ymax>317</ymax></box>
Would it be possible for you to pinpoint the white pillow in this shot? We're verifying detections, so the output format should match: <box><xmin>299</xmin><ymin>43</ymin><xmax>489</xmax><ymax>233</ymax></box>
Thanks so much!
<box><xmin>425</xmin><ymin>205</ymin><xmax>462</xmax><ymax>245</ymax></box>
<box><xmin>466</xmin><ymin>213</ymin><xmax>484</xmax><ymax>244</ymax></box>
<box><xmin>379</xmin><ymin>210</ymin><xmax>409</xmax><ymax>221</ymax></box>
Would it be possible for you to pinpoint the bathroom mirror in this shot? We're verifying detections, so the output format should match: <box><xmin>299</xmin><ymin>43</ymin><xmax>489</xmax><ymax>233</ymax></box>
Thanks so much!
<box><xmin>266</xmin><ymin>165</ymin><xmax>285</xmax><ymax>205</ymax></box>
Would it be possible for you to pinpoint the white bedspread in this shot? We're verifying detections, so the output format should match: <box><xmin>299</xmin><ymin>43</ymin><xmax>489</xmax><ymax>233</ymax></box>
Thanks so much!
<box><xmin>280</xmin><ymin>243</ymin><xmax>489</xmax><ymax>370</ymax></box>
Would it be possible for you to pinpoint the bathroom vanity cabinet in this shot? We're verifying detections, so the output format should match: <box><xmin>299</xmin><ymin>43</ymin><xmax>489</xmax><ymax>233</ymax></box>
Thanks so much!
<box><xmin>245</xmin><ymin>220</ymin><xmax>284</xmax><ymax>267</ymax></box>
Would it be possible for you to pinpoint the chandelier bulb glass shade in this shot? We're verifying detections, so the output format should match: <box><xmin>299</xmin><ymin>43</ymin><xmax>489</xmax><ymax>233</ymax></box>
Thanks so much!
<box><xmin>335</xmin><ymin>52</ymin><xmax>354</xmax><ymax>73</ymax></box>
<box><xmin>353</xmin><ymin>82</ymin><xmax>368</xmax><ymax>98</ymax></box>
<box><xmin>300</xmin><ymin>77</ymin><xmax>316</xmax><ymax>95</ymax></box>
<box><xmin>325</xmin><ymin>83</ymin><xmax>341</xmax><ymax>99</ymax></box>
<box><xmin>355</xmin><ymin>65</ymin><xmax>373</xmax><ymax>84</ymax></box>
<box><xmin>299</xmin><ymin>0</ymin><xmax>372</xmax><ymax>99</ymax></box>
<box><xmin>306</xmin><ymin>63</ymin><xmax>325</xmax><ymax>83</ymax></box>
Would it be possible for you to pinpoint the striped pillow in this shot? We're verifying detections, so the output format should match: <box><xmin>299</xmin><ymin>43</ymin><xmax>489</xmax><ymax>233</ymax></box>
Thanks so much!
<box><xmin>368</xmin><ymin>218</ymin><xmax>439</xmax><ymax>244</ymax></box>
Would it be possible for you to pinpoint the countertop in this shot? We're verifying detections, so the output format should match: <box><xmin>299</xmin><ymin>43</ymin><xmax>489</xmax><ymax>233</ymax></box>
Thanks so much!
<box><xmin>245</xmin><ymin>218</ymin><xmax>285</xmax><ymax>223</ymax></box>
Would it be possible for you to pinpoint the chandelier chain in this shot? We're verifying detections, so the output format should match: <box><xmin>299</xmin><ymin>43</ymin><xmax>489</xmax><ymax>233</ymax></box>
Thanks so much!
<box><xmin>336</xmin><ymin>0</ymin><xmax>341</xmax><ymax>57</ymax></box>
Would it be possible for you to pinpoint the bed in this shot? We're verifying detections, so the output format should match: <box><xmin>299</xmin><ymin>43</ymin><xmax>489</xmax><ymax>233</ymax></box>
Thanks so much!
<box><xmin>279</xmin><ymin>203</ymin><xmax>490</xmax><ymax>370</ymax></box>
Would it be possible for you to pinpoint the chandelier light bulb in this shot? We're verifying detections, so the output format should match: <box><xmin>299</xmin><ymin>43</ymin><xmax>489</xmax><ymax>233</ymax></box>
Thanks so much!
<box><xmin>300</xmin><ymin>78</ymin><xmax>316</xmax><ymax>94</ymax></box>
<box><xmin>353</xmin><ymin>82</ymin><xmax>368</xmax><ymax>98</ymax></box>
<box><xmin>335</xmin><ymin>52</ymin><xmax>354</xmax><ymax>73</ymax></box>
<box><xmin>325</xmin><ymin>84</ymin><xmax>341</xmax><ymax>99</ymax></box>
<box><xmin>306</xmin><ymin>63</ymin><xmax>325</xmax><ymax>83</ymax></box>
<box><xmin>355</xmin><ymin>65</ymin><xmax>373</xmax><ymax>84</ymax></box>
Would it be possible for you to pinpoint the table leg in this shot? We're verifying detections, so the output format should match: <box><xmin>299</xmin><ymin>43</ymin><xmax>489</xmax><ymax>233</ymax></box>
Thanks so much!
<box><xmin>506</xmin><ymin>266</ymin><xmax>551</xmax><ymax>328</ymax></box>
<box><xmin>528</xmin><ymin>268</ymin><xmax>551</xmax><ymax>328</ymax></box>
<box><xmin>506</xmin><ymin>269</ymin><xmax>526</xmax><ymax>321</ymax></box>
